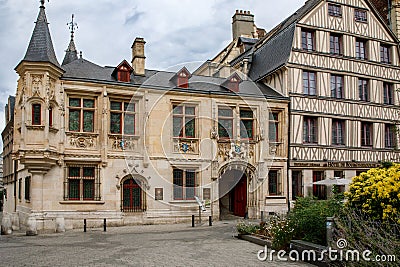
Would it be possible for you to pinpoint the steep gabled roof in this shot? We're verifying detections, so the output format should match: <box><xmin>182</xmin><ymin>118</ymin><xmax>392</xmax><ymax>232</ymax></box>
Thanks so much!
<box><xmin>248</xmin><ymin>24</ymin><xmax>296</xmax><ymax>81</ymax></box>
<box><xmin>22</xmin><ymin>5</ymin><xmax>60</xmax><ymax>68</ymax></box>
<box><xmin>244</xmin><ymin>0</ymin><xmax>398</xmax><ymax>82</ymax></box>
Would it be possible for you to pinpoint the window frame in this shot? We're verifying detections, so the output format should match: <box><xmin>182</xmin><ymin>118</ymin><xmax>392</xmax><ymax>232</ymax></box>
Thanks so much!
<box><xmin>313</xmin><ymin>171</ymin><xmax>327</xmax><ymax>200</ymax></box>
<box><xmin>355</xmin><ymin>38</ymin><xmax>367</xmax><ymax>60</ymax></box>
<box><xmin>303</xmin><ymin>116</ymin><xmax>318</xmax><ymax>144</ymax></box>
<box><xmin>328</xmin><ymin>3</ymin><xmax>342</xmax><ymax>17</ymax></box>
<box><xmin>32</xmin><ymin>103</ymin><xmax>41</xmax><ymax>125</ymax></box>
<box><xmin>68</xmin><ymin>97</ymin><xmax>96</xmax><ymax>133</ymax></box>
<box><xmin>25</xmin><ymin>176</ymin><xmax>31</xmax><ymax>201</ymax></box>
<box><xmin>268</xmin><ymin>170</ymin><xmax>282</xmax><ymax>196</ymax></box>
<box><xmin>110</xmin><ymin>100</ymin><xmax>136</xmax><ymax>135</ymax></box>
<box><xmin>361</xmin><ymin>122</ymin><xmax>373</xmax><ymax>147</ymax></box>
<box><xmin>64</xmin><ymin>165</ymin><xmax>100</xmax><ymax>201</ymax></box>
<box><xmin>173</xmin><ymin>168</ymin><xmax>197</xmax><ymax>200</ymax></box>
<box><xmin>239</xmin><ymin>108</ymin><xmax>254</xmax><ymax>140</ymax></box>
<box><xmin>303</xmin><ymin>71</ymin><xmax>317</xmax><ymax>95</ymax></box>
<box><xmin>332</xmin><ymin>119</ymin><xmax>345</xmax><ymax>146</ymax></box>
<box><xmin>269</xmin><ymin>112</ymin><xmax>280</xmax><ymax>143</ymax></box>
<box><xmin>218</xmin><ymin>107</ymin><xmax>235</xmax><ymax>139</ymax></box>
<box><xmin>301</xmin><ymin>29</ymin><xmax>315</xmax><ymax>52</ymax></box>
<box><xmin>292</xmin><ymin>171</ymin><xmax>303</xmax><ymax>200</ymax></box>
<box><xmin>380</xmin><ymin>44</ymin><xmax>391</xmax><ymax>64</ymax></box>
<box><xmin>330</xmin><ymin>33</ymin><xmax>342</xmax><ymax>55</ymax></box>
<box><xmin>49</xmin><ymin>106</ymin><xmax>53</xmax><ymax>127</ymax></box>
<box><xmin>383</xmin><ymin>82</ymin><xmax>394</xmax><ymax>105</ymax></box>
<box><xmin>385</xmin><ymin>124</ymin><xmax>396</xmax><ymax>149</ymax></box>
<box><xmin>354</xmin><ymin>9</ymin><xmax>367</xmax><ymax>23</ymax></box>
<box><xmin>330</xmin><ymin>74</ymin><xmax>344</xmax><ymax>99</ymax></box>
<box><xmin>172</xmin><ymin>104</ymin><xmax>196</xmax><ymax>139</ymax></box>
<box><xmin>358</xmin><ymin>78</ymin><xmax>369</xmax><ymax>101</ymax></box>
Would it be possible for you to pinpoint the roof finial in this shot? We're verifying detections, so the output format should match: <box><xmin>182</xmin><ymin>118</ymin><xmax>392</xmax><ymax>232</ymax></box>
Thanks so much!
<box><xmin>67</xmin><ymin>14</ymin><xmax>78</xmax><ymax>38</ymax></box>
<box><xmin>40</xmin><ymin>0</ymin><xmax>49</xmax><ymax>8</ymax></box>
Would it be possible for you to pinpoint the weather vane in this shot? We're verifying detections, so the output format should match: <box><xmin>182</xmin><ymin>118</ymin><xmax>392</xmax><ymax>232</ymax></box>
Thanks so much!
<box><xmin>40</xmin><ymin>0</ymin><xmax>49</xmax><ymax>7</ymax></box>
<box><xmin>67</xmin><ymin>14</ymin><xmax>78</xmax><ymax>37</ymax></box>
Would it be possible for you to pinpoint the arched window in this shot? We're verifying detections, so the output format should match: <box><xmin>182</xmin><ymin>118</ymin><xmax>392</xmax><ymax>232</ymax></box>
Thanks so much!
<box><xmin>32</xmin><ymin>104</ymin><xmax>41</xmax><ymax>125</ymax></box>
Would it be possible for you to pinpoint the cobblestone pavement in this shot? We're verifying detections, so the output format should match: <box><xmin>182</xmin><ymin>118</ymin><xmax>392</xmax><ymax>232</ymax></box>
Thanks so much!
<box><xmin>0</xmin><ymin>220</ymin><xmax>312</xmax><ymax>267</ymax></box>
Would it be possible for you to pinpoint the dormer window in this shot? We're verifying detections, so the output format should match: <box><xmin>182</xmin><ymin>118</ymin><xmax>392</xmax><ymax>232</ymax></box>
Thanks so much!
<box><xmin>171</xmin><ymin>67</ymin><xmax>192</xmax><ymax>88</ymax></box>
<box><xmin>112</xmin><ymin>60</ymin><xmax>134</xmax><ymax>82</ymax></box>
<box><xmin>178</xmin><ymin>71</ymin><xmax>189</xmax><ymax>88</ymax></box>
<box><xmin>222</xmin><ymin>73</ymin><xmax>243</xmax><ymax>92</ymax></box>
<box><xmin>118</xmin><ymin>66</ymin><xmax>130</xmax><ymax>82</ymax></box>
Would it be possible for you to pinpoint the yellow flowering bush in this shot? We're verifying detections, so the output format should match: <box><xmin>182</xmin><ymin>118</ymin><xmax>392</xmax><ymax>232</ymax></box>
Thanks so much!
<box><xmin>346</xmin><ymin>163</ymin><xmax>400</xmax><ymax>222</ymax></box>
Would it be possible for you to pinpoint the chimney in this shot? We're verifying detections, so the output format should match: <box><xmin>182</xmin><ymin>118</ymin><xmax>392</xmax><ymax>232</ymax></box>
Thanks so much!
<box><xmin>390</xmin><ymin>0</ymin><xmax>400</xmax><ymax>40</ymax></box>
<box><xmin>131</xmin><ymin>37</ymin><xmax>146</xmax><ymax>76</ymax></box>
<box><xmin>232</xmin><ymin>10</ymin><xmax>255</xmax><ymax>40</ymax></box>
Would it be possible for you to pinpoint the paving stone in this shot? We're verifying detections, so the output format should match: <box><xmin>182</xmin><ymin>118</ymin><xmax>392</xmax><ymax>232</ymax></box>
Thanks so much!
<box><xmin>0</xmin><ymin>219</ymin><xmax>311</xmax><ymax>267</ymax></box>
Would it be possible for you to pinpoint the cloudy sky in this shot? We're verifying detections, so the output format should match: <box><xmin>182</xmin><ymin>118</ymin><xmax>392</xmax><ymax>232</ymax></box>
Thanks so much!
<box><xmin>0</xmin><ymin>0</ymin><xmax>305</xmax><ymax>142</ymax></box>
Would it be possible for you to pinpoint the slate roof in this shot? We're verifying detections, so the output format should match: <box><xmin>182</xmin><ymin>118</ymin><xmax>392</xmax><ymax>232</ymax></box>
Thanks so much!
<box><xmin>61</xmin><ymin>58</ymin><xmax>286</xmax><ymax>100</ymax></box>
<box><xmin>234</xmin><ymin>0</ymin><xmax>322</xmax><ymax>82</ymax></box>
<box><xmin>231</xmin><ymin>0</ymin><xmax>397</xmax><ymax>82</ymax></box>
<box><xmin>22</xmin><ymin>6</ymin><xmax>60</xmax><ymax>68</ymax></box>
<box><xmin>248</xmin><ymin>24</ymin><xmax>296</xmax><ymax>81</ymax></box>
<box><xmin>62</xmin><ymin>37</ymin><xmax>79</xmax><ymax>66</ymax></box>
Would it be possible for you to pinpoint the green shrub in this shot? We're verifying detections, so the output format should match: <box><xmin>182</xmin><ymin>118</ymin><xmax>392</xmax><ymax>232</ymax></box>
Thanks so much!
<box><xmin>236</xmin><ymin>220</ymin><xmax>259</xmax><ymax>235</ymax></box>
<box><xmin>289</xmin><ymin>196</ymin><xmax>343</xmax><ymax>246</ymax></box>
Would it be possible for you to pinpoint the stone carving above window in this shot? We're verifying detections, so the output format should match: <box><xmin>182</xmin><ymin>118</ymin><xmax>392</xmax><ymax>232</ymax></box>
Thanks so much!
<box><xmin>111</xmin><ymin>136</ymin><xmax>135</xmax><ymax>150</ymax></box>
<box><xmin>69</xmin><ymin>134</ymin><xmax>96</xmax><ymax>148</ymax></box>
<box><xmin>173</xmin><ymin>138</ymin><xmax>198</xmax><ymax>154</ymax></box>
<box><xmin>218</xmin><ymin>141</ymin><xmax>254</xmax><ymax>161</ymax></box>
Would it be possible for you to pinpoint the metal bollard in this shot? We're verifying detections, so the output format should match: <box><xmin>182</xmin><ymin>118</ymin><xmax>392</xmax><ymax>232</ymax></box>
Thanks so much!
<box><xmin>103</xmin><ymin>219</ymin><xmax>107</xmax><ymax>232</ymax></box>
<box><xmin>209</xmin><ymin>216</ymin><xmax>212</xmax><ymax>226</ymax></box>
<box><xmin>261</xmin><ymin>211</ymin><xmax>265</xmax><ymax>223</ymax></box>
<box><xmin>84</xmin><ymin>219</ymin><xmax>87</xmax><ymax>232</ymax></box>
<box><xmin>192</xmin><ymin>215</ymin><xmax>195</xmax><ymax>227</ymax></box>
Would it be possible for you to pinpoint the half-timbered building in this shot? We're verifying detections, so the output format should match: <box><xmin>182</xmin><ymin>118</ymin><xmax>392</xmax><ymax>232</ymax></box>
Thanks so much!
<box><xmin>196</xmin><ymin>0</ymin><xmax>400</xmax><ymax>204</ymax></box>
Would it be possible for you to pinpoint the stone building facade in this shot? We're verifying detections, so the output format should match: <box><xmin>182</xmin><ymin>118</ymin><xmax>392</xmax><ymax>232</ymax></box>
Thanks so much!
<box><xmin>196</xmin><ymin>0</ymin><xmax>400</xmax><ymax>203</ymax></box>
<box><xmin>1</xmin><ymin>2</ymin><xmax>289</xmax><ymax>232</ymax></box>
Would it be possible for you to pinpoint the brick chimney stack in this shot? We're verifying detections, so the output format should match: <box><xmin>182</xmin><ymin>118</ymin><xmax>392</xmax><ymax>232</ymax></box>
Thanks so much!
<box><xmin>131</xmin><ymin>37</ymin><xmax>146</xmax><ymax>76</ymax></box>
<box><xmin>232</xmin><ymin>10</ymin><xmax>255</xmax><ymax>40</ymax></box>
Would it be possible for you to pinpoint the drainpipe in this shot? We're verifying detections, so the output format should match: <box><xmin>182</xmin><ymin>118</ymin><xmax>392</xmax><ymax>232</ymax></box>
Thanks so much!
<box><xmin>287</xmin><ymin>100</ymin><xmax>291</xmax><ymax>212</ymax></box>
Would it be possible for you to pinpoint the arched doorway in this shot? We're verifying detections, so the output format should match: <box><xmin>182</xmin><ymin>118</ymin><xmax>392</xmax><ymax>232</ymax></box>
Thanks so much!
<box><xmin>122</xmin><ymin>178</ymin><xmax>146</xmax><ymax>212</ymax></box>
<box><xmin>219</xmin><ymin>170</ymin><xmax>248</xmax><ymax>218</ymax></box>
<box><xmin>218</xmin><ymin>161</ymin><xmax>256</xmax><ymax>219</ymax></box>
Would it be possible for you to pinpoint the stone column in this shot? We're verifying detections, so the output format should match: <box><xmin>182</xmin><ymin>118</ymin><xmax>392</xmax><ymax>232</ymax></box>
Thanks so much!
<box><xmin>30</xmin><ymin>171</ymin><xmax>45</xmax><ymax>213</ymax></box>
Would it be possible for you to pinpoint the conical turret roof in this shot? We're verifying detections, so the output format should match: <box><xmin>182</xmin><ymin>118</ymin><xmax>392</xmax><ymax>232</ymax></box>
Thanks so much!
<box><xmin>22</xmin><ymin>4</ymin><xmax>60</xmax><ymax>68</ymax></box>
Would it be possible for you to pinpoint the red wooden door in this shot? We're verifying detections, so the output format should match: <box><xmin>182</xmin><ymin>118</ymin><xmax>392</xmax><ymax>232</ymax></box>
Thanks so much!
<box><xmin>123</xmin><ymin>179</ymin><xmax>142</xmax><ymax>212</ymax></box>
<box><xmin>233</xmin><ymin>176</ymin><xmax>247</xmax><ymax>217</ymax></box>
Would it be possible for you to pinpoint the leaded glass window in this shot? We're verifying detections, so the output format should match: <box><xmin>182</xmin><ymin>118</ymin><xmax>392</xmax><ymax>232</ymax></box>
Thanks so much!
<box><xmin>68</xmin><ymin>97</ymin><xmax>95</xmax><ymax>132</ymax></box>
<box><xmin>218</xmin><ymin>108</ymin><xmax>234</xmax><ymax>139</ymax></box>
<box><xmin>110</xmin><ymin>100</ymin><xmax>136</xmax><ymax>135</ymax></box>
<box><xmin>172</xmin><ymin>104</ymin><xmax>196</xmax><ymax>138</ymax></box>
<box><xmin>240</xmin><ymin>109</ymin><xmax>254</xmax><ymax>139</ymax></box>
<box><xmin>269</xmin><ymin>112</ymin><xmax>279</xmax><ymax>142</ymax></box>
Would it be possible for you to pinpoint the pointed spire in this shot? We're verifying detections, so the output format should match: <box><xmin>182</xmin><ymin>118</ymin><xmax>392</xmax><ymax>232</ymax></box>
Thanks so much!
<box><xmin>62</xmin><ymin>14</ymin><xmax>79</xmax><ymax>65</ymax></box>
<box><xmin>22</xmin><ymin>0</ymin><xmax>60</xmax><ymax>68</ymax></box>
